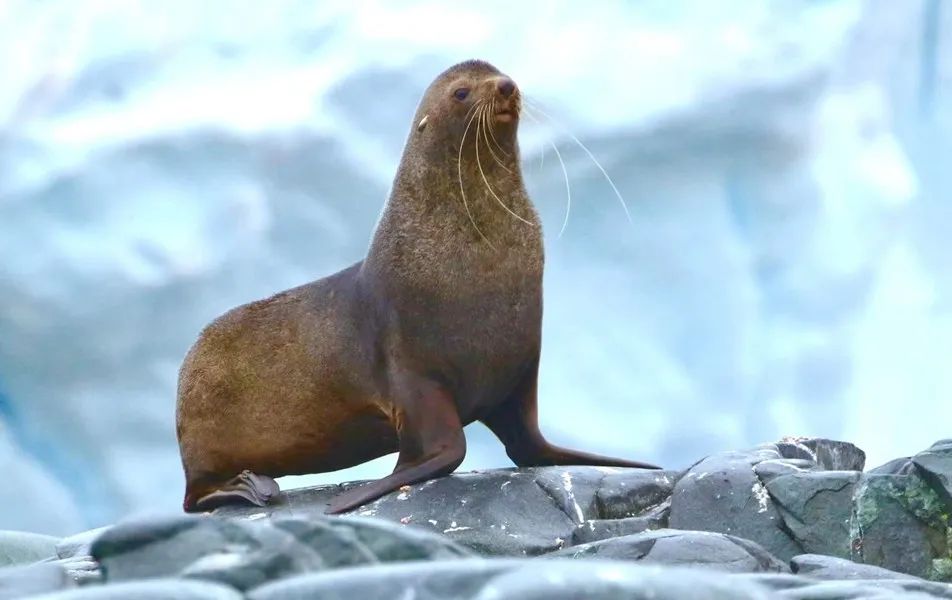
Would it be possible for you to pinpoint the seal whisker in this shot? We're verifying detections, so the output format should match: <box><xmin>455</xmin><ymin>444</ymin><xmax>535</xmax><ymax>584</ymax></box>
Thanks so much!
<box><xmin>476</xmin><ymin>105</ymin><xmax>531</xmax><ymax>225</ymax></box>
<box><xmin>549</xmin><ymin>139</ymin><xmax>572</xmax><ymax>239</ymax></box>
<box><xmin>485</xmin><ymin>98</ymin><xmax>513</xmax><ymax>159</ymax></box>
<box><xmin>480</xmin><ymin>105</ymin><xmax>513</xmax><ymax>173</ymax></box>
<box><xmin>459</xmin><ymin>101</ymin><xmax>496</xmax><ymax>248</ymax></box>
<box><xmin>524</xmin><ymin>107</ymin><xmax>571</xmax><ymax>239</ymax></box>
<box><xmin>524</xmin><ymin>98</ymin><xmax>632</xmax><ymax>225</ymax></box>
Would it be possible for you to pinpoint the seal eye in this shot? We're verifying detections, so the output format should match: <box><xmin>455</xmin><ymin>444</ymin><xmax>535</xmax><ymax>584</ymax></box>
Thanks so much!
<box><xmin>453</xmin><ymin>88</ymin><xmax>470</xmax><ymax>101</ymax></box>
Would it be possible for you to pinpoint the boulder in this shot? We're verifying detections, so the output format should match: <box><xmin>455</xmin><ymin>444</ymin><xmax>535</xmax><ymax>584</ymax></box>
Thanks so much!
<box><xmin>90</xmin><ymin>514</ymin><xmax>470</xmax><ymax>590</ymax></box>
<box><xmin>913</xmin><ymin>440</ymin><xmax>952</xmax><ymax>506</ymax></box>
<box><xmin>0</xmin><ymin>562</ymin><xmax>70</xmax><ymax>599</ymax></box>
<box><xmin>0</xmin><ymin>530</ymin><xmax>59</xmax><ymax>566</ymax></box>
<box><xmin>766</xmin><ymin>470</ymin><xmax>861</xmax><ymax>558</ymax></box>
<box><xmin>850</xmin><ymin>470</ymin><xmax>952</xmax><ymax>581</ymax></box>
<box><xmin>669</xmin><ymin>440</ymin><xmax>868</xmax><ymax>563</ymax></box>
<box><xmin>549</xmin><ymin>529</ymin><xmax>788</xmax><ymax>574</ymax></box>
<box><xmin>669</xmin><ymin>446</ymin><xmax>803</xmax><ymax>560</ymax></box>
<box><xmin>216</xmin><ymin>466</ymin><xmax>683</xmax><ymax>557</ymax></box>
<box><xmin>791</xmin><ymin>553</ymin><xmax>921</xmax><ymax>580</ymax></box>
<box><xmin>247</xmin><ymin>559</ymin><xmax>775</xmax><ymax>600</ymax></box>
<box><xmin>22</xmin><ymin>579</ymin><xmax>243</xmax><ymax>599</ymax></box>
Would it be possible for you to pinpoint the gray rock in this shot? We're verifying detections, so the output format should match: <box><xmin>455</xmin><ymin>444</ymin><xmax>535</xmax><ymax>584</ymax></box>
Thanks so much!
<box><xmin>738</xmin><ymin>572</ymin><xmax>815</xmax><ymax>591</ymax></box>
<box><xmin>0</xmin><ymin>562</ymin><xmax>70</xmax><ymax>599</ymax></box>
<box><xmin>767</xmin><ymin>471</ymin><xmax>861</xmax><ymax>558</ymax></box>
<box><xmin>669</xmin><ymin>446</ymin><xmax>804</xmax><ymax>561</ymax></box>
<box><xmin>23</xmin><ymin>578</ymin><xmax>244</xmax><ymax>599</ymax></box>
<box><xmin>56</xmin><ymin>527</ymin><xmax>112</xmax><ymax>560</ymax></box>
<box><xmin>773</xmin><ymin>579</ymin><xmax>952</xmax><ymax>599</ymax></box>
<box><xmin>91</xmin><ymin>514</ymin><xmax>470</xmax><ymax>590</ymax></box>
<box><xmin>532</xmin><ymin>467</ymin><xmax>604</xmax><ymax>524</ymax></box>
<box><xmin>792</xmin><ymin>553</ymin><xmax>921</xmax><ymax>581</ymax></box>
<box><xmin>0</xmin><ymin>530</ymin><xmax>59</xmax><ymax>566</ymax></box>
<box><xmin>913</xmin><ymin>439</ymin><xmax>952</xmax><ymax>506</ymax></box>
<box><xmin>247</xmin><ymin>558</ymin><xmax>774</xmax><ymax>600</ymax></box>
<box><xmin>248</xmin><ymin>559</ymin><xmax>510</xmax><ymax>600</ymax></box>
<box><xmin>572</xmin><ymin>502</ymin><xmax>668</xmax><ymax>544</ymax></box>
<box><xmin>870</xmin><ymin>457</ymin><xmax>917</xmax><ymax>476</ymax></box>
<box><xmin>550</xmin><ymin>528</ymin><xmax>788</xmax><ymax>574</ymax></box>
<box><xmin>594</xmin><ymin>470</ymin><xmax>679</xmax><ymax>519</ymax></box>
<box><xmin>849</xmin><ymin>472</ymin><xmax>951</xmax><ymax>581</ymax></box>
<box><xmin>218</xmin><ymin>466</ymin><xmax>681</xmax><ymax>556</ymax></box>
<box><xmin>342</xmin><ymin>470</ymin><xmax>578</xmax><ymax>555</ymax></box>
<box><xmin>799</xmin><ymin>439</ymin><xmax>866</xmax><ymax>472</ymax></box>
<box><xmin>743</xmin><ymin>571</ymin><xmax>952</xmax><ymax>598</ymax></box>
<box><xmin>53</xmin><ymin>555</ymin><xmax>101</xmax><ymax>586</ymax></box>
<box><xmin>753</xmin><ymin>459</ymin><xmax>817</xmax><ymax>484</ymax></box>
<box><xmin>92</xmin><ymin>515</ymin><xmax>258</xmax><ymax>582</ymax></box>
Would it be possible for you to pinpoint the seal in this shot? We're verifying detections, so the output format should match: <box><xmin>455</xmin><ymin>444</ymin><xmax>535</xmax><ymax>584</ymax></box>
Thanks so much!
<box><xmin>176</xmin><ymin>59</ymin><xmax>660</xmax><ymax>515</ymax></box>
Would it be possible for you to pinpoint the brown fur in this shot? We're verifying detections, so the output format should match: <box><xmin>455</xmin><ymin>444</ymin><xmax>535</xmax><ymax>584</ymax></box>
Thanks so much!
<box><xmin>176</xmin><ymin>59</ymin><xmax>657</xmax><ymax>514</ymax></box>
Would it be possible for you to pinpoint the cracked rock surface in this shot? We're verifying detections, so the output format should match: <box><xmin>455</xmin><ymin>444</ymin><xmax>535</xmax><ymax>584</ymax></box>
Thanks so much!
<box><xmin>1</xmin><ymin>438</ymin><xmax>951</xmax><ymax>598</ymax></box>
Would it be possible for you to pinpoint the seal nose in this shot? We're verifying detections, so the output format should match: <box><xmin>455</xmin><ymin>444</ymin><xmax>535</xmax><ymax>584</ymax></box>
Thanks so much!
<box><xmin>497</xmin><ymin>78</ymin><xmax>516</xmax><ymax>98</ymax></box>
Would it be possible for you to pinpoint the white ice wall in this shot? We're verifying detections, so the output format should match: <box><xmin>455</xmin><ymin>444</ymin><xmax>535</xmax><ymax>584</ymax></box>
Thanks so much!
<box><xmin>0</xmin><ymin>0</ymin><xmax>948</xmax><ymax>534</ymax></box>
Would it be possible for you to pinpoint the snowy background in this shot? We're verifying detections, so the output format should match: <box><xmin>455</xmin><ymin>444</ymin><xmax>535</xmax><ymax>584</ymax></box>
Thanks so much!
<box><xmin>1</xmin><ymin>0</ymin><xmax>949</xmax><ymax>535</ymax></box>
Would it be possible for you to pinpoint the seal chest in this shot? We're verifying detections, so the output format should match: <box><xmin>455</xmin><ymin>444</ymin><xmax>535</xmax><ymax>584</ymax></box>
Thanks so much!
<box><xmin>176</xmin><ymin>59</ymin><xmax>659</xmax><ymax>516</ymax></box>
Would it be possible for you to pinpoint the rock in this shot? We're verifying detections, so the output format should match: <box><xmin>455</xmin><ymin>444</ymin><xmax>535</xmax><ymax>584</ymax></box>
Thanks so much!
<box><xmin>338</xmin><ymin>469</ymin><xmax>577</xmax><ymax>556</ymax></box>
<box><xmin>531</xmin><ymin>468</ymin><xmax>604</xmax><ymax>524</ymax></box>
<box><xmin>774</xmin><ymin>579</ymin><xmax>952</xmax><ymax>599</ymax></box>
<box><xmin>247</xmin><ymin>559</ymin><xmax>774</xmax><ymax>600</ymax></box>
<box><xmin>56</xmin><ymin>527</ymin><xmax>112</xmax><ymax>560</ymax></box>
<box><xmin>571</xmin><ymin>503</ymin><xmax>668</xmax><ymax>544</ymax></box>
<box><xmin>91</xmin><ymin>514</ymin><xmax>470</xmax><ymax>590</ymax></box>
<box><xmin>791</xmin><ymin>553</ymin><xmax>922</xmax><ymax>580</ymax></box>
<box><xmin>593</xmin><ymin>470</ymin><xmax>678</xmax><ymax>519</ymax></box>
<box><xmin>22</xmin><ymin>579</ymin><xmax>244</xmax><ymax>599</ymax></box>
<box><xmin>752</xmin><ymin>459</ymin><xmax>816</xmax><ymax>484</ymax></box>
<box><xmin>737</xmin><ymin>572</ymin><xmax>815</xmax><ymax>591</ymax></box>
<box><xmin>913</xmin><ymin>440</ymin><xmax>952</xmax><ymax>506</ymax></box>
<box><xmin>798</xmin><ymin>438</ymin><xmax>866</xmax><ymax>472</ymax></box>
<box><xmin>775</xmin><ymin>437</ymin><xmax>866</xmax><ymax>472</ymax></box>
<box><xmin>54</xmin><ymin>555</ymin><xmax>102</xmax><ymax>586</ymax></box>
<box><xmin>850</xmin><ymin>471</ymin><xmax>952</xmax><ymax>581</ymax></box>
<box><xmin>217</xmin><ymin>466</ymin><xmax>683</xmax><ymax>557</ymax></box>
<box><xmin>669</xmin><ymin>440</ymin><xmax>870</xmax><ymax>564</ymax></box>
<box><xmin>248</xmin><ymin>559</ymin><xmax>511</xmax><ymax>600</ymax></box>
<box><xmin>549</xmin><ymin>529</ymin><xmax>788</xmax><ymax>574</ymax></box>
<box><xmin>740</xmin><ymin>572</ymin><xmax>952</xmax><ymax>599</ymax></box>
<box><xmin>0</xmin><ymin>530</ymin><xmax>59</xmax><ymax>566</ymax></box>
<box><xmin>870</xmin><ymin>457</ymin><xmax>917</xmax><ymax>476</ymax></box>
<box><xmin>669</xmin><ymin>445</ymin><xmax>804</xmax><ymax>561</ymax></box>
<box><xmin>767</xmin><ymin>471</ymin><xmax>861</xmax><ymax>558</ymax></box>
<box><xmin>0</xmin><ymin>562</ymin><xmax>70</xmax><ymax>599</ymax></box>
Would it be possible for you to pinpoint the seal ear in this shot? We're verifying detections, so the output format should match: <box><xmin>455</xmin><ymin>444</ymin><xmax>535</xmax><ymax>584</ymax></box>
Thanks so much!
<box><xmin>417</xmin><ymin>115</ymin><xmax>428</xmax><ymax>132</ymax></box>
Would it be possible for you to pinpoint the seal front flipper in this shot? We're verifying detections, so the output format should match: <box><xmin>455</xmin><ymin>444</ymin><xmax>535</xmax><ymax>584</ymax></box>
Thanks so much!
<box><xmin>186</xmin><ymin>470</ymin><xmax>280</xmax><ymax>512</ymax></box>
<box><xmin>482</xmin><ymin>365</ymin><xmax>662</xmax><ymax>470</ymax></box>
<box><xmin>324</xmin><ymin>377</ymin><xmax>466</xmax><ymax>514</ymax></box>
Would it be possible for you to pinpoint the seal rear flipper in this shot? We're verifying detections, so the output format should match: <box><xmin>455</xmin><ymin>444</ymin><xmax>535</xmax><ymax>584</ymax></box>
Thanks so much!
<box><xmin>482</xmin><ymin>368</ymin><xmax>662</xmax><ymax>471</ymax></box>
<box><xmin>186</xmin><ymin>470</ymin><xmax>280</xmax><ymax>512</ymax></box>
<box><xmin>325</xmin><ymin>377</ymin><xmax>466</xmax><ymax>514</ymax></box>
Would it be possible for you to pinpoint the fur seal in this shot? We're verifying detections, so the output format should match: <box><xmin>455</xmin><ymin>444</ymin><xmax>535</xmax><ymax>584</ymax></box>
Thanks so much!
<box><xmin>176</xmin><ymin>59</ymin><xmax>660</xmax><ymax>515</ymax></box>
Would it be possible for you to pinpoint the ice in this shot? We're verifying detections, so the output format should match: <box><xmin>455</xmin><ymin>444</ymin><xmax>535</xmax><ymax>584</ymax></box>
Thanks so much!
<box><xmin>0</xmin><ymin>1</ymin><xmax>949</xmax><ymax>533</ymax></box>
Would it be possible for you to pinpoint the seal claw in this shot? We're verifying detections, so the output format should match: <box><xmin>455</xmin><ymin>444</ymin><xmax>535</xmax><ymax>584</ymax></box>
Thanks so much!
<box><xmin>191</xmin><ymin>470</ymin><xmax>280</xmax><ymax>511</ymax></box>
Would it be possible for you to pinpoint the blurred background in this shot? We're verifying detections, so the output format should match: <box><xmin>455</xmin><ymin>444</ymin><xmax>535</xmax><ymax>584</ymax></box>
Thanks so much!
<box><xmin>1</xmin><ymin>0</ymin><xmax>950</xmax><ymax>535</ymax></box>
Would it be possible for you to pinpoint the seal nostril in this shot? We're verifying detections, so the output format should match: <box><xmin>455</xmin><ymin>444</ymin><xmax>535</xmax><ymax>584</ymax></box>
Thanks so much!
<box><xmin>497</xmin><ymin>78</ymin><xmax>515</xmax><ymax>98</ymax></box>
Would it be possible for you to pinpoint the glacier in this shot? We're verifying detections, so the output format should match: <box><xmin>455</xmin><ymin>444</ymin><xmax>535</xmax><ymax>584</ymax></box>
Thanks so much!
<box><xmin>0</xmin><ymin>0</ymin><xmax>949</xmax><ymax>534</ymax></box>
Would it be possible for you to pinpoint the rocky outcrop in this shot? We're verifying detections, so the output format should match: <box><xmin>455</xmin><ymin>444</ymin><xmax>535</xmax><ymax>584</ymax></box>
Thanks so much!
<box><xmin>1</xmin><ymin>438</ymin><xmax>951</xmax><ymax>599</ymax></box>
